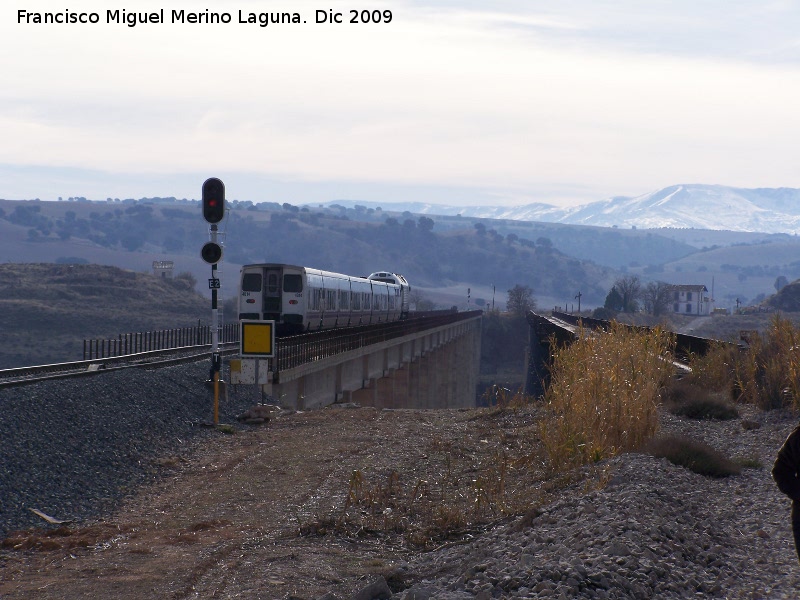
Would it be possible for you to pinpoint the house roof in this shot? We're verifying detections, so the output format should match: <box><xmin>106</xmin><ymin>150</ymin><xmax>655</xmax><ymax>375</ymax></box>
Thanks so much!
<box><xmin>669</xmin><ymin>284</ymin><xmax>708</xmax><ymax>292</ymax></box>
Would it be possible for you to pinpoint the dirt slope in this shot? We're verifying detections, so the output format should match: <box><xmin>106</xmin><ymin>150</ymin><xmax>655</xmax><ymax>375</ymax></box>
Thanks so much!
<box><xmin>0</xmin><ymin>405</ymin><xmax>553</xmax><ymax>599</ymax></box>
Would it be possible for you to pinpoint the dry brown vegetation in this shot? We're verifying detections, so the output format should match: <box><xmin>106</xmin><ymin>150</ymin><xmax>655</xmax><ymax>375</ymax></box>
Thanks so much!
<box><xmin>688</xmin><ymin>314</ymin><xmax>800</xmax><ymax>411</ymax></box>
<box><xmin>540</xmin><ymin>323</ymin><xmax>675</xmax><ymax>469</ymax></box>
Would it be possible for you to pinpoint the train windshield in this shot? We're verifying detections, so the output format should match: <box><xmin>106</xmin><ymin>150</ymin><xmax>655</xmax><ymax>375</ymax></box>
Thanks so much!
<box><xmin>242</xmin><ymin>273</ymin><xmax>262</xmax><ymax>292</ymax></box>
<box><xmin>284</xmin><ymin>274</ymin><xmax>303</xmax><ymax>292</ymax></box>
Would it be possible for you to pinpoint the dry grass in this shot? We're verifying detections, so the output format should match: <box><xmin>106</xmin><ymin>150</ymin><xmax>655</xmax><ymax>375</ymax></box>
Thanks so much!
<box><xmin>733</xmin><ymin>314</ymin><xmax>800</xmax><ymax>410</ymax></box>
<box><xmin>293</xmin><ymin>405</ymin><xmax>619</xmax><ymax>549</ymax></box>
<box><xmin>663</xmin><ymin>378</ymin><xmax>739</xmax><ymax>420</ymax></box>
<box><xmin>539</xmin><ymin>323</ymin><xmax>675</xmax><ymax>469</ymax></box>
<box><xmin>685</xmin><ymin>341</ymin><xmax>740</xmax><ymax>395</ymax></box>
<box><xmin>683</xmin><ymin>315</ymin><xmax>800</xmax><ymax>412</ymax></box>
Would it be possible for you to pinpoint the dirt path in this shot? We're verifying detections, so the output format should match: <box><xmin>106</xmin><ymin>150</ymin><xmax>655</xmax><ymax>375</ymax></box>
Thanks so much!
<box><xmin>1</xmin><ymin>405</ymin><xmax>539</xmax><ymax>599</ymax></box>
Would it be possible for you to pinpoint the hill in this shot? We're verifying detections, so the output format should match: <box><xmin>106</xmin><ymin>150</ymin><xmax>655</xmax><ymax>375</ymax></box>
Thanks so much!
<box><xmin>0</xmin><ymin>199</ymin><xmax>619</xmax><ymax>310</ymax></box>
<box><xmin>2</xmin><ymin>195</ymin><xmax>798</xmax><ymax>311</ymax></box>
<box><xmin>0</xmin><ymin>264</ymin><xmax>210</xmax><ymax>368</ymax></box>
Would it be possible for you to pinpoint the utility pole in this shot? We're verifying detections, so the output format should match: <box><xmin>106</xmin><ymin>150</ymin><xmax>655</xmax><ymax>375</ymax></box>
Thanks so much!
<box><xmin>575</xmin><ymin>291</ymin><xmax>582</xmax><ymax>313</ymax></box>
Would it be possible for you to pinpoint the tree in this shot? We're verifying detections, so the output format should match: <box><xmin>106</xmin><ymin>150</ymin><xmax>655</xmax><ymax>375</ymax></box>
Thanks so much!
<box><xmin>642</xmin><ymin>281</ymin><xmax>672</xmax><ymax>316</ymax></box>
<box><xmin>775</xmin><ymin>276</ymin><xmax>789</xmax><ymax>292</ymax></box>
<box><xmin>506</xmin><ymin>284</ymin><xmax>535</xmax><ymax>317</ymax></box>
<box><xmin>409</xmin><ymin>288</ymin><xmax>436</xmax><ymax>311</ymax></box>
<box><xmin>604</xmin><ymin>286</ymin><xmax>623</xmax><ymax>312</ymax></box>
<box><xmin>612</xmin><ymin>275</ymin><xmax>642</xmax><ymax>313</ymax></box>
<box><xmin>418</xmin><ymin>216</ymin><xmax>434</xmax><ymax>232</ymax></box>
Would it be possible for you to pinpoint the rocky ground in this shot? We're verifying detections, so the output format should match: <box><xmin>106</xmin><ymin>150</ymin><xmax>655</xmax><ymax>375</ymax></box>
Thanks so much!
<box><xmin>1</xmin><ymin>360</ymin><xmax>800</xmax><ymax>599</ymax></box>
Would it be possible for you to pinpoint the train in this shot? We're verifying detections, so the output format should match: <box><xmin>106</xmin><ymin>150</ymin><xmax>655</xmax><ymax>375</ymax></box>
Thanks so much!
<box><xmin>238</xmin><ymin>263</ymin><xmax>411</xmax><ymax>334</ymax></box>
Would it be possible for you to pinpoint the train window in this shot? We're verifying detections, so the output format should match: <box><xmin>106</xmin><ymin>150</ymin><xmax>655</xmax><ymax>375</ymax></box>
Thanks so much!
<box><xmin>242</xmin><ymin>273</ymin><xmax>262</xmax><ymax>292</ymax></box>
<box><xmin>284</xmin><ymin>274</ymin><xmax>303</xmax><ymax>292</ymax></box>
<box><xmin>353</xmin><ymin>292</ymin><xmax>360</xmax><ymax>310</ymax></box>
<box><xmin>267</xmin><ymin>274</ymin><xmax>278</xmax><ymax>293</ymax></box>
<box><xmin>339</xmin><ymin>290</ymin><xmax>349</xmax><ymax>309</ymax></box>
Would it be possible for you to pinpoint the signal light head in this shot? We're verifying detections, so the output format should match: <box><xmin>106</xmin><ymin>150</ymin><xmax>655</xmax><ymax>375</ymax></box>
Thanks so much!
<box><xmin>201</xmin><ymin>241</ymin><xmax>223</xmax><ymax>264</ymax></box>
<box><xmin>202</xmin><ymin>177</ymin><xmax>225</xmax><ymax>223</ymax></box>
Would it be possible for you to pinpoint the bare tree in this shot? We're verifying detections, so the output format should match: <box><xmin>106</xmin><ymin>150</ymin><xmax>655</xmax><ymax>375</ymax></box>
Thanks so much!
<box><xmin>613</xmin><ymin>275</ymin><xmax>641</xmax><ymax>313</ymax></box>
<box><xmin>409</xmin><ymin>288</ymin><xmax>436</xmax><ymax>311</ymax></box>
<box><xmin>643</xmin><ymin>281</ymin><xmax>672</xmax><ymax>316</ymax></box>
<box><xmin>506</xmin><ymin>284</ymin><xmax>536</xmax><ymax>317</ymax></box>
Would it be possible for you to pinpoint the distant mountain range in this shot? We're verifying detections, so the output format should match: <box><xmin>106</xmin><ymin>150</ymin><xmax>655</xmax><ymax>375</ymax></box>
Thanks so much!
<box><xmin>320</xmin><ymin>184</ymin><xmax>800</xmax><ymax>235</ymax></box>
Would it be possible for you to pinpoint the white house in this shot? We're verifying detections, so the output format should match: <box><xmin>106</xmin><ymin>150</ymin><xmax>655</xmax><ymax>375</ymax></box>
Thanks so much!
<box><xmin>668</xmin><ymin>284</ymin><xmax>711</xmax><ymax>316</ymax></box>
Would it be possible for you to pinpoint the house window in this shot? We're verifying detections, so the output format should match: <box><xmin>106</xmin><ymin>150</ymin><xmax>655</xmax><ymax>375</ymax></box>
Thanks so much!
<box><xmin>673</xmin><ymin>292</ymin><xmax>679</xmax><ymax>301</ymax></box>
<box><xmin>686</xmin><ymin>303</ymin><xmax>692</xmax><ymax>313</ymax></box>
<box><xmin>674</xmin><ymin>303</ymin><xmax>679</xmax><ymax>312</ymax></box>
<box><xmin>687</xmin><ymin>292</ymin><xmax>693</xmax><ymax>301</ymax></box>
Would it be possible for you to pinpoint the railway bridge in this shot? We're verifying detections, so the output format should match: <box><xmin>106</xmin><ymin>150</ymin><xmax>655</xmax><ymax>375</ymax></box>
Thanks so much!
<box><xmin>231</xmin><ymin>311</ymin><xmax>483</xmax><ymax>410</ymax></box>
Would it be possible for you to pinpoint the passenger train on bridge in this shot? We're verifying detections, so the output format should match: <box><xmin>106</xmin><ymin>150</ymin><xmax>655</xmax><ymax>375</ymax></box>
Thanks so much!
<box><xmin>238</xmin><ymin>263</ymin><xmax>410</xmax><ymax>334</ymax></box>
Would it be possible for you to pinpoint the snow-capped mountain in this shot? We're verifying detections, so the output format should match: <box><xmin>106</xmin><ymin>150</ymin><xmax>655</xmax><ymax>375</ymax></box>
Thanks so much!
<box><xmin>557</xmin><ymin>185</ymin><xmax>800</xmax><ymax>232</ymax></box>
<box><xmin>321</xmin><ymin>184</ymin><xmax>800</xmax><ymax>234</ymax></box>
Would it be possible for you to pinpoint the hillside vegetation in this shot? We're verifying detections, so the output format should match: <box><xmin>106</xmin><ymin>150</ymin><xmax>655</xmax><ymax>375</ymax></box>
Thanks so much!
<box><xmin>0</xmin><ymin>264</ymin><xmax>209</xmax><ymax>368</ymax></box>
<box><xmin>0</xmin><ymin>199</ymin><xmax>617</xmax><ymax>308</ymax></box>
<box><xmin>2</xmin><ymin>197</ymin><xmax>799</xmax><ymax>311</ymax></box>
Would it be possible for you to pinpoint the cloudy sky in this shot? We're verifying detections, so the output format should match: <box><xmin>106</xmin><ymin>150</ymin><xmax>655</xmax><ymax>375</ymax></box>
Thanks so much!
<box><xmin>3</xmin><ymin>1</ymin><xmax>800</xmax><ymax>207</ymax></box>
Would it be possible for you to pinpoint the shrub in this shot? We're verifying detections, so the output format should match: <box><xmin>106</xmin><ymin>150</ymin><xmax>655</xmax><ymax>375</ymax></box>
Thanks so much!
<box><xmin>645</xmin><ymin>435</ymin><xmax>741</xmax><ymax>478</ymax></box>
<box><xmin>663</xmin><ymin>378</ymin><xmax>739</xmax><ymax>420</ymax></box>
<box><xmin>540</xmin><ymin>323</ymin><xmax>675</xmax><ymax>470</ymax></box>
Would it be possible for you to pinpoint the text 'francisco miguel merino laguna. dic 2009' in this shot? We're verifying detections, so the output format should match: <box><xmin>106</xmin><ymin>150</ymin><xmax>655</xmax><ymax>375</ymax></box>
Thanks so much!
<box><xmin>17</xmin><ymin>8</ymin><xmax>394</xmax><ymax>27</ymax></box>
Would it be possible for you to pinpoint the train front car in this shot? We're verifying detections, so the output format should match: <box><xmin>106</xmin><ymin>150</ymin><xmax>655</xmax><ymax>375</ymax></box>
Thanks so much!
<box><xmin>239</xmin><ymin>265</ymin><xmax>411</xmax><ymax>335</ymax></box>
<box><xmin>368</xmin><ymin>271</ymin><xmax>411</xmax><ymax>319</ymax></box>
<box><xmin>238</xmin><ymin>264</ymin><xmax>308</xmax><ymax>334</ymax></box>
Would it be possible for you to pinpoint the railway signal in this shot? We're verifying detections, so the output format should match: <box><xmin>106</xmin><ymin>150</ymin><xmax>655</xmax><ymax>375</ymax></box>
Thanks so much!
<box><xmin>200</xmin><ymin>177</ymin><xmax>226</xmax><ymax>426</ymax></box>
<box><xmin>202</xmin><ymin>177</ymin><xmax>226</xmax><ymax>223</ymax></box>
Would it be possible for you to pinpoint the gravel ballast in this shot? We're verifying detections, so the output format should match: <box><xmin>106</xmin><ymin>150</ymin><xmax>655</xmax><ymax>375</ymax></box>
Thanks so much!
<box><xmin>0</xmin><ymin>361</ymin><xmax>253</xmax><ymax>537</ymax></box>
<box><xmin>397</xmin><ymin>409</ymin><xmax>800</xmax><ymax>599</ymax></box>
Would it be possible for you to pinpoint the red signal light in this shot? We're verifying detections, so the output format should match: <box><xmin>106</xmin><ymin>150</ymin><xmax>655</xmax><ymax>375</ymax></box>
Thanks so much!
<box><xmin>202</xmin><ymin>178</ymin><xmax>225</xmax><ymax>223</ymax></box>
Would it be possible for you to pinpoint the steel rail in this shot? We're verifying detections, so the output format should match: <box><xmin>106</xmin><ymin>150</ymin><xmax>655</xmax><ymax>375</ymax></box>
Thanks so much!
<box><xmin>0</xmin><ymin>342</ymin><xmax>240</xmax><ymax>388</ymax></box>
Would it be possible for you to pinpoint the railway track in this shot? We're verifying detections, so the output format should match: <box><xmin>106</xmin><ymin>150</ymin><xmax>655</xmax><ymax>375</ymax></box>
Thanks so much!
<box><xmin>0</xmin><ymin>342</ymin><xmax>240</xmax><ymax>388</ymax></box>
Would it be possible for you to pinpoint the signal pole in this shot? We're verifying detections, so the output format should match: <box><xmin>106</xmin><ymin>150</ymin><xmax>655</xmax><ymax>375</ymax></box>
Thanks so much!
<box><xmin>201</xmin><ymin>177</ymin><xmax>225</xmax><ymax>425</ymax></box>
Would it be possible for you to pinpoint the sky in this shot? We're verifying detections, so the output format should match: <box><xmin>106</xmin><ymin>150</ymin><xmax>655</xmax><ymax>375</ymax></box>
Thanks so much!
<box><xmin>3</xmin><ymin>1</ymin><xmax>800</xmax><ymax>207</ymax></box>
